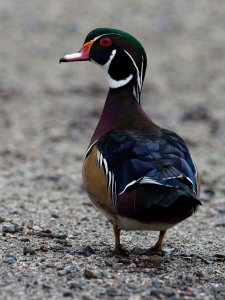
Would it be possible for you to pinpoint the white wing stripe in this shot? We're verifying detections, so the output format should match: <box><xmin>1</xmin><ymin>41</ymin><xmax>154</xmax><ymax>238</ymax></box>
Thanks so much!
<box><xmin>118</xmin><ymin>179</ymin><xmax>141</xmax><ymax>195</ymax></box>
<box><xmin>96</xmin><ymin>150</ymin><xmax>117</xmax><ymax>206</ymax></box>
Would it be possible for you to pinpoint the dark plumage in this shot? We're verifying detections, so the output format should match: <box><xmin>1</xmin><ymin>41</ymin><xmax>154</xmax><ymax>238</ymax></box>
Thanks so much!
<box><xmin>60</xmin><ymin>28</ymin><xmax>201</xmax><ymax>254</ymax></box>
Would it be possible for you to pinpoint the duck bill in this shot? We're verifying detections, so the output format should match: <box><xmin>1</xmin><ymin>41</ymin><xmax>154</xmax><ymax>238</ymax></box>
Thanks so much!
<box><xmin>59</xmin><ymin>40</ymin><xmax>94</xmax><ymax>63</ymax></box>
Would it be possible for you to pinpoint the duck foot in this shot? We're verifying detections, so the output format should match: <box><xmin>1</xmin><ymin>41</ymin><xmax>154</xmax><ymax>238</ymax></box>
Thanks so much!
<box><xmin>148</xmin><ymin>230</ymin><xmax>166</xmax><ymax>256</ymax></box>
<box><xmin>147</xmin><ymin>229</ymin><xmax>167</xmax><ymax>256</ymax></box>
<box><xmin>146</xmin><ymin>246</ymin><xmax>165</xmax><ymax>256</ymax></box>
<box><xmin>130</xmin><ymin>246</ymin><xmax>165</xmax><ymax>256</ymax></box>
<box><xmin>113</xmin><ymin>246</ymin><xmax>128</xmax><ymax>256</ymax></box>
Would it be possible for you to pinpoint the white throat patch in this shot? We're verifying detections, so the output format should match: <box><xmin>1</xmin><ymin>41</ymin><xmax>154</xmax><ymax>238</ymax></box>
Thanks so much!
<box><xmin>102</xmin><ymin>49</ymin><xmax>133</xmax><ymax>89</ymax></box>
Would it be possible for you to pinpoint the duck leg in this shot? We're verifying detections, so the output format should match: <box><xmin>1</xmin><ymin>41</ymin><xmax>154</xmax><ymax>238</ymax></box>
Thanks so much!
<box><xmin>113</xmin><ymin>224</ymin><xmax>126</xmax><ymax>255</ymax></box>
<box><xmin>150</xmin><ymin>230</ymin><xmax>167</xmax><ymax>254</ymax></box>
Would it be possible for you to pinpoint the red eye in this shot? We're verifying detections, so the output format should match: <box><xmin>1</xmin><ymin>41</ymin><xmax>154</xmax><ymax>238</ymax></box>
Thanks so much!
<box><xmin>100</xmin><ymin>37</ymin><xmax>112</xmax><ymax>47</ymax></box>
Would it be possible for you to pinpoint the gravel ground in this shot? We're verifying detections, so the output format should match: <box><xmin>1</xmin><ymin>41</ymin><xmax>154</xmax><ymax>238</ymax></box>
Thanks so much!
<box><xmin>0</xmin><ymin>1</ymin><xmax>225</xmax><ymax>299</ymax></box>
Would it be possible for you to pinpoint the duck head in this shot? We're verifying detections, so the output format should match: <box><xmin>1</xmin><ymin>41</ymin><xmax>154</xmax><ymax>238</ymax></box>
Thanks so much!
<box><xmin>60</xmin><ymin>28</ymin><xmax>147</xmax><ymax>103</ymax></box>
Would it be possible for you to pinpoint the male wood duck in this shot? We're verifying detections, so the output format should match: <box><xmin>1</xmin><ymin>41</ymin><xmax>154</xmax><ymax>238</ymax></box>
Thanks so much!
<box><xmin>60</xmin><ymin>28</ymin><xmax>201</xmax><ymax>254</ymax></box>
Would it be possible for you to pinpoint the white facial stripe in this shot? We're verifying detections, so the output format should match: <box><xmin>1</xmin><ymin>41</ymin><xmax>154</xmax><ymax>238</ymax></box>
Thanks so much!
<box><xmin>63</xmin><ymin>52</ymin><xmax>82</xmax><ymax>60</ymax></box>
<box><xmin>123</xmin><ymin>49</ymin><xmax>142</xmax><ymax>96</ymax></box>
<box><xmin>140</xmin><ymin>54</ymin><xmax>144</xmax><ymax>88</ymax></box>
<box><xmin>102</xmin><ymin>49</ymin><xmax>133</xmax><ymax>88</ymax></box>
<box><xmin>93</xmin><ymin>33</ymin><xmax>144</xmax><ymax>101</ymax></box>
<box><xmin>123</xmin><ymin>50</ymin><xmax>140</xmax><ymax>83</ymax></box>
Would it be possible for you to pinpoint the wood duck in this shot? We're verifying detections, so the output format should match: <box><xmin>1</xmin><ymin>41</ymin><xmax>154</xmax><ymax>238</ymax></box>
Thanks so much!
<box><xmin>60</xmin><ymin>28</ymin><xmax>201</xmax><ymax>254</ymax></box>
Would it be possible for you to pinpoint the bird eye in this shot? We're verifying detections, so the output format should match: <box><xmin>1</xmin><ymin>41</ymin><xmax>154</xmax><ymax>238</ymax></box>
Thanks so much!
<box><xmin>99</xmin><ymin>37</ymin><xmax>112</xmax><ymax>47</ymax></box>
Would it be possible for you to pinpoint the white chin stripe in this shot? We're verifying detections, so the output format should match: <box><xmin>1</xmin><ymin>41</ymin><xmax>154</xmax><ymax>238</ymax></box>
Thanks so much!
<box><xmin>107</xmin><ymin>73</ymin><xmax>133</xmax><ymax>88</ymax></box>
<box><xmin>102</xmin><ymin>49</ymin><xmax>133</xmax><ymax>88</ymax></box>
<box><xmin>102</xmin><ymin>49</ymin><xmax>117</xmax><ymax>71</ymax></box>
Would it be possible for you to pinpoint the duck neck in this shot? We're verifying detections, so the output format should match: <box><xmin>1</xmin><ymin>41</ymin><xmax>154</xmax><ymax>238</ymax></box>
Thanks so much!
<box><xmin>90</xmin><ymin>82</ymin><xmax>149</xmax><ymax>145</ymax></box>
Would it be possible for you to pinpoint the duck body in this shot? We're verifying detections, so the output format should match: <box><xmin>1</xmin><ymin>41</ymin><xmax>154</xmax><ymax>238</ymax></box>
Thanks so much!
<box><xmin>83</xmin><ymin>84</ymin><xmax>199</xmax><ymax>231</ymax></box>
<box><xmin>60</xmin><ymin>28</ymin><xmax>201</xmax><ymax>253</ymax></box>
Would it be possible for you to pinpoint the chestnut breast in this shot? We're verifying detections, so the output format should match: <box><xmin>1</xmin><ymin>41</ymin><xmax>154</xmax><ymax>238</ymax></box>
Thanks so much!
<box><xmin>82</xmin><ymin>145</ymin><xmax>117</xmax><ymax>222</ymax></box>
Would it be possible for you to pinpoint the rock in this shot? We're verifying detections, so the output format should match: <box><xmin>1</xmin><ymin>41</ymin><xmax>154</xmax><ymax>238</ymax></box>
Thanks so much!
<box><xmin>0</xmin><ymin>216</ymin><xmax>6</xmax><ymax>223</ymax></box>
<box><xmin>45</xmin><ymin>263</ymin><xmax>56</xmax><ymax>268</ymax></box>
<box><xmin>105</xmin><ymin>258</ymin><xmax>114</xmax><ymax>267</ymax></box>
<box><xmin>83</xmin><ymin>268</ymin><xmax>98</xmax><ymax>279</ymax></box>
<box><xmin>151</xmin><ymin>288</ymin><xmax>175</xmax><ymax>297</ymax></box>
<box><xmin>2</xmin><ymin>223</ymin><xmax>24</xmax><ymax>233</ymax></box>
<box><xmin>20</xmin><ymin>237</ymin><xmax>30</xmax><ymax>242</ymax></box>
<box><xmin>14</xmin><ymin>224</ymin><xmax>24</xmax><ymax>232</ymax></box>
<box><xmin>64</xmin><ymin>265</ymin><xmax>74</xmax><ymax>272</ymax></box>
<box><xmin>9</xmin><ymin>208</ymin><xmax>19</xmax><ymax>214</ymax></box>
<box><xmin>49</xmin><ymin>244</ymin><xmax>64</xmax><ymax>252</ymax></box>
<box><xmin>142</xmin><ymin>287</ymin><xmax>176</xmax><ymax>298</ymax></box>
<box><xmin>213</xmin><ymin>253</ymin><xmax>225</xmax><ymax>261</ymax></box>
<box><xmin>23</xmin><ymin>246</ymin><xmax>36</xmax><ymax>255</ymax></box>
<box><xmin>128</xmin><ymin>296</ymin><xmax>142</xmax><ymax>300</ymax></box>
<box><xmin>52</xmin><ymin>232</ymin><xmax>67</xmax><ymax>239</ymax></box>
<box><xmin>63</xmin><ymin>290</ymin><xmax>74</xmax><ymax>297</ymax></box>
<box><xmin>105</xmin><ymin>287</ymin><xmax>117</xmax><ymax>296</ymax></box>
<box><xmin>3</xmin><ymin>254</ymin><xmax>17</xmax><ymax>264</ymax></box>
<box><xmin>69</xmin><ymin>282</ymin><xmax>82</xmax><ymax>290</ymax></box>
<box><xmin>51</xmin><ymin>212</ymin><xmax>59</xmax><ymax>218</ymax></box>
<box><xmin>72</xmin><ymin>245</ymin><xmax>95</xmax><ymax>255</ymax></box>
<box><xmin>33</xmin><ymin>225</ymin><xmax>42</xmax><ymax>231</ymax></box>
<box><xmin>216</xmin><ymin>285</ymin><xmax>225</xmax><ymax>293</ymax></box>
<box><xmin>2</xmin><ymin>223</ymin><xmax>16</xmax><ymax>233</ymax></box>
<box><xmin>167</xmin><ymin>296</ymin><xmax>181</xmax><ymax>300</ymax></box>
<box><xmin>36</xmin><ymin>229</ymin><xmax>67</xmax><ymax>239</ymax></box>
<box><xmin>82</xmin><ymin>293</ymin><xmax>96</xmax><ymax>300</ymax></box>
<box><xmin>199</xmin><ymin>186</ymin><xmax>215</xmax><ymax>201</ymax></box>
<box><xmin>147</xmin><ymin>255</ymin><xmax>165</xmax><ymax>264</ymax></box>
<box><xmin>180</xmin><ymin>105</ymin><xmax>210</xmax><ymax>122</ymax></box>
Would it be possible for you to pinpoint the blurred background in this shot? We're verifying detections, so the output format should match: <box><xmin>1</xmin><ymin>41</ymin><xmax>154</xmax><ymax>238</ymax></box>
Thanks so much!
<box><xmin>1</xmin><ymin>0</ymin><xmax>225</xmax><ymax>196</ymax></box>
<box><xmin>0</xmin><ymin>1</ymin><xmax>225</xmax><ymax>298</ymax></box>
<box><xmin>0</xmin><ymin>0</ymin><xmax>225</xmax><ymax>226</ymax></box>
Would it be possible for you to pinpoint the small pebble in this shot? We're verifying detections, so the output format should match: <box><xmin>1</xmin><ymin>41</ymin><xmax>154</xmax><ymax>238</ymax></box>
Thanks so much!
<box><xmin>2</xmin><ymin>223</ymin><xmax>16</xmax><ymax>233</ymax></box>
<box><xmin>199</xmin><ymin>187</ymin><xmax>215</xmax><ymax>201</ymax></box>
<box><xmin>105</xmin><ymin>287</ymin><xmax>117</xmax><ymax>296</ymax></box>
<box><xmin>9</xmin><ymin>208</ymin><xmax>20</xmax><ymax>214</ymax></box>
<box><xmin>20</xmin><ymin>237</ymin><xmax>30</xmax><ymax>242</ymax></box>
<box><xmin>69</xmin><ymin>282</ymin><xmax>82</xmax><ymax>290</ymax></box>
<box><xmin>143</xmin><ymin>287</ymin><xmax>175</xmax><ymax>297</ymax></box>
<box><xmin>83</xmin><ymin>268</ymin><xmax>98</xmax><ymax>279</ymax></box>
<box><xmin>167</xmin><ymin>296</ymin><xmax>181</xmax><ymax>300</ymax></box>
<box><xmin>0</xmin><ymin>216</ymin><xmax>5</xmax><ymax>223</ymax></box>
<box><xmin>45</xmin><ymin>263</ymin><xmax>56</xmax><ymax>268</ymax></box>
<box><xmin>82</xmin><ymin>293</ymin><xmax>95</xmax><ymax>300</ymax></box>
<box><xmin>33</xmin><ymin>225</ymin><xmax>42</xmax><ymax>231</ymax></box>
<box><xmin>216</xmin><ymin>285</ymin><xmax>225</xmax><ymax>293</ymax></box>
<box><xmin>63</xmin><ymin>290</ymin><xmax>74</xmax><ymax>297</ymax></box>
<box><xmin>105</xmin><ymin>259</ymin><xmax>114</xmax><ymax>267</ymax></box>
<box><xmin>23</xmin><ymin>246</ymin><xmax>36</xmax><ymax>255</ymax></box>
<box><xmin>3</xmin><ymin>254</ymin><xmax>17</xmax><ymax>264</ymax></box>
<box><xmin>146</xmin><ymin>255</ymin><xmax>165</xmax><ymax>264</ymax></box>
<box><xmin>49</xmin><ymin>244</ymin><xmax>64</xmax><ymax>252</ymax></box>
<box><xmin>51</xmin><ymin>212</ymin><xmax>59</xmax><ymax>218</ymax></box>
<box><xmin>64</xmin><ymin>265</ymin><xmax>74</xmax><ymax>272</ymax></box>
<box><xmin>72</xmin><ymin>245</ymin><xmax>95</xmax><ymax>255</ymax></box>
